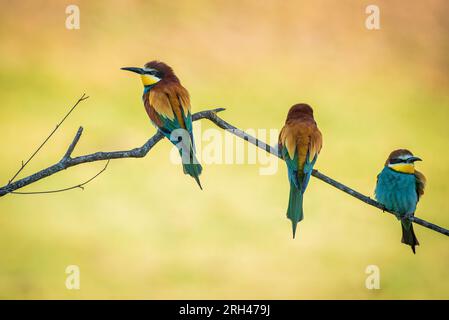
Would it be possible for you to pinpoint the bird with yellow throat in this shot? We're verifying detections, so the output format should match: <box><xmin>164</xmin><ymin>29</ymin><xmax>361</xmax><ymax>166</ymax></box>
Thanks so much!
<box><xmin>375</xmin><ymin>149</ymin><xmax>426</xmax><ymax>254</ymax></box>
<box><xmin>122</xmin><ymin>61</ymin><xmax>203</xmax><ymax>189</ymax></box>
<box><xmin>279</xmin><ymin>104</ymin><xmax>323</xmax><ymax>238</ymax></box>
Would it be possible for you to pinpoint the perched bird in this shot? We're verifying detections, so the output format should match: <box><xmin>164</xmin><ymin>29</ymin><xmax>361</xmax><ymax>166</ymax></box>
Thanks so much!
<box><xmin>375</xmin><ymin>149</ymin><xmax>426</xmax><ymax>254</ymax></box>
<box><xmin>121</xmin><ymin>61</ymin><xmax>203</xmax><ymax>189</ymax></box>
<box><xmin>279</xmin><ymin>104</ymin><xmax>323</xmax><ymax>238</ymax></box>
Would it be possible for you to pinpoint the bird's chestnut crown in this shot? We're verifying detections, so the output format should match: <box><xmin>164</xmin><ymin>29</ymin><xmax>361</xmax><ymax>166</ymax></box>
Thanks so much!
<box><xmin>286</xmin><ymin>103</ymin><xmax>314</xmax><ymax>120</ymax></box>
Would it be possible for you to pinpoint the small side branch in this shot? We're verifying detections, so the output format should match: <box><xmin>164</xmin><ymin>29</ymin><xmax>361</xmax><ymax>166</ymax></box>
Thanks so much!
<box><xmin>0</xmin><ymin>107</ymin><xmax>447</xmax><ymax>238</ymax></box>
<box><xmin>63</xmin><ymin>127</ymin><xmax>84</xmax><ymax>161</ymax></box>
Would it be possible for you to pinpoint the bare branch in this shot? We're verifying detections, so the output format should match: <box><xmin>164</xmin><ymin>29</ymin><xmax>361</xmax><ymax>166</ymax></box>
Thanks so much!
<box><xmin>0</xmin><ymin>106</ymin><xmax>448</xmax><ymax>238</ymax></box>
<box><xmin>7</xmin><ymin>93</ymin><xmax>88</xmax><ymax>185</ymax></box>
<box><xmin>0</xmin><ymin>108</ymin><xmax>222</xmax><ymax>197</ymax></box>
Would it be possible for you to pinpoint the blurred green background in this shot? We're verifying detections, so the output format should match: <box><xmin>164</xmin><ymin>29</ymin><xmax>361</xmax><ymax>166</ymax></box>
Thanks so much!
<box><xmin>0</xmin><ymin>0</ymin><xmax>448</xmax><ymax>299</ymax></box>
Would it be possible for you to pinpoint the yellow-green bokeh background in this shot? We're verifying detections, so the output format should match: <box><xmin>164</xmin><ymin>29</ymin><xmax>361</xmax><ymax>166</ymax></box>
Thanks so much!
<box><xmin>0</xmin><ymin>0</ymin><xmax>448</xmax><ymax>299</ymax></box>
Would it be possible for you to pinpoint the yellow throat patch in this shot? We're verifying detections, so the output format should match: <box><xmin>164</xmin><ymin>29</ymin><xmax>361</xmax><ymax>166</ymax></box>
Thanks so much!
<box><xmin>390</xmin><ymin>163</ymin><xmax>415</xmax><ymax>174</ymax></box>
<box><xmin>141</xmin><ymin>74</ymin><xmax>160</xmax><ymax>86</ymax></box>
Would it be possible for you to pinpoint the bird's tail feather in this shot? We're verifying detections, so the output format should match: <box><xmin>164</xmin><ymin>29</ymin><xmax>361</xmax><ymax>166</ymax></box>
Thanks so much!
<box><xmin>182</xmin><ymin>150</ymin><xmax>203</xmax><ymax>190</ymax></box>
<box><xmin>401</xmin><ymin>220</ymin><xmax>419</xmax><ymax>254</ymax></box>
<box><xmin>175</xmin><ymin>138</ymin><xmax>203</xmax><ymax>190</ymax></box>
<box><xmin>287</xmin><ymin>185</ymin><xmax>303</xmax><ymax>239</ymax></box>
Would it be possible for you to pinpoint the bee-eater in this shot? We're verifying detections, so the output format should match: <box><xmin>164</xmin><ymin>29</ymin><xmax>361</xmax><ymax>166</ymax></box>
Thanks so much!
<box><xmin>279</xmin><ymin>104</ymin><xmax>323</xmax><ymax>238</ymax></box>
<box><xmin>121</xmin><ymin>61</ymin><xmax>203</xmax><ymax>189</ymax></box>
<box><xmin>375</xmin><ymin>149</ymin><xmax>426</xmax><ymax>254</ymax></box>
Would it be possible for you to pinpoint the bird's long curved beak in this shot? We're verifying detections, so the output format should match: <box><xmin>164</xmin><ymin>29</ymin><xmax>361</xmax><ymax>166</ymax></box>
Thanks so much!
<box><xmin>121</xmin><ymin>67</ymin><xmax>144</xmax><ymax>74</ymax></box>
<box><xmin>408</xmin><ymin>156</ymin><xmax>422</xmax><ymax>163</ymax></box>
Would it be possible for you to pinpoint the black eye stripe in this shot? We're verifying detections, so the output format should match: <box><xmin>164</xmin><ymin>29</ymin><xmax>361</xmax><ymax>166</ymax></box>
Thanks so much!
<box><xmin>390</xmin><ymin>158</ymin><xmax>406</xmax><ymax>164</ymax></box>
<box><xmin>144</xmin><ymin>70</ymin><xmax>163</xmax><ymax>78</ymax></box>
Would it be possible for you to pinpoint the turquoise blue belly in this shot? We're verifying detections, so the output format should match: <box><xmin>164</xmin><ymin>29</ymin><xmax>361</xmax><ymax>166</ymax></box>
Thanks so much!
<box><xmin>375</xmin><ymin>167</ymin><xmax>417</xmax><ymax>216</ymax></box>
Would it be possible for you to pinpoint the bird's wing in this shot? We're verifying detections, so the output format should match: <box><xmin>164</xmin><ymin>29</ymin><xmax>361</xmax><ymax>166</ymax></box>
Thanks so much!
<box><xmin>279</xmin><ymin>125</ymin><xmax>300</xmax><ymax>189</ymax></box>
<box><xmin>308</xmin><ymin>126</ymin><xmax>322</xmax><ymax>163</ymax></box>
<box><xmin>147</xmin><ymin>83</ymin><xmax>193</xmax><ymax>142</ymax></box>
<box><xmin>414</xmin><ymin>169</ymin><xmax>426</xmax><ymax>201</ymax></box>
<box><xmin>301</xmin><ymin>123</ymin><xmax>322</xmax><ymax>192</ymax></box>
<box><xmin>374</xmin><ymin>173</ymin><xmax>380</xmax><ymax>200</ymax></box>
<box><xmin>174</xmin><ymin>87</ymin><xmax>195</xmax><ymax>149</ymax></box>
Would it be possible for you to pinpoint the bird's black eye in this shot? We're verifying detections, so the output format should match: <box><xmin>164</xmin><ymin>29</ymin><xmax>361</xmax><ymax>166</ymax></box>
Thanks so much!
<box><xmin>390</xmin><ymin>158</ymin><xmax>405</xmax><ymax>164</ymax></box>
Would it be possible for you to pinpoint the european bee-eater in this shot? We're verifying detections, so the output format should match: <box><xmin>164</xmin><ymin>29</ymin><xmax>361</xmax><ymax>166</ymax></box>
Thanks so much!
<box><xmin>279</xmin><ymin>104</ymin><xmax>323</xmax><ymax>238</ymax></box>
<box><xmin>121</xmin><ymin>61</ymin><xmax>203</xmax><ymax>189</ymax></box>
<box><xmin>375</xmin><ymin>149</ymin><xmax>426</xmax><ymax>254</ymax></box>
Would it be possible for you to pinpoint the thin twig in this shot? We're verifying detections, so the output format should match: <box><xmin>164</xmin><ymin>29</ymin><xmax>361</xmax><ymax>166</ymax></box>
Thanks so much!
<box><xmin>0</xmin><ymin>107</ymin><xmax>448</xmax><ymax>238</ymax></box>
<box><xmin>10</xmin><ymin>160</ymin><xmax>109</xmax><ymax>195</ymax></box>
<box><xmin>7</xmin><ymin>93</ymin><xmax>88</xmax><ymax>185</ymax></box>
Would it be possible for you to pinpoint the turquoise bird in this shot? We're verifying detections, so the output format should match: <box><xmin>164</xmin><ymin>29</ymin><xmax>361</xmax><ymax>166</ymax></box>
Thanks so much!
<box><xmin>375</xmin><ymin>149</ymin><xmax>426</xmax><ymax>254</ymax></box>
<box><xmin>121</xmin><ymin>61</ymin><xmax>202</xmax><ymax>189</ymax></box>
<box><xmin>279</xmin><ymin>104</ymin><xmax>323</xmax><ymax>238</ymax></box>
